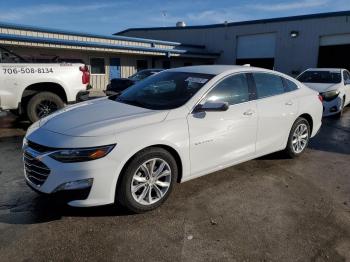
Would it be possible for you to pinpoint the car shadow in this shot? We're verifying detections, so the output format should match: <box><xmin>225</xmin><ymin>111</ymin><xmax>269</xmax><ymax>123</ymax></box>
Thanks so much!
<box><xmin>0</xmin><ymin>195</ymin><xmax>134</xmax><ymax>225</ymax></box>
<box><xmin>308</xmin><ymin>108</ymin><xmax>350</xmax><ymax>155</ymax></box>
<box><xmin>0</xmin><ymin>112</ymin><xmax>30</xmax><ymax>140</ymax></box>
<box><xmin>256</xmin><ymin>151</ymin><xmax>291</xmax><ymax>160</ymax></box>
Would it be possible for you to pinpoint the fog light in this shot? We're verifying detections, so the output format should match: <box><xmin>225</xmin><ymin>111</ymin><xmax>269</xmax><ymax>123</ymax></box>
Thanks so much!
<box><xmin>54</xmin><ymin>178</ymin><xmax>93</xmax><ymax>192</ymax></box>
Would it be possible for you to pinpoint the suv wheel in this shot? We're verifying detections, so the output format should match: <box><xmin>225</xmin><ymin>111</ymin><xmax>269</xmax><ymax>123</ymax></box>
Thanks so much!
<box><xmin>27</xmin><ymin>92</ymin><xmax>64</xmax><ymax>122</ymax></box>
<box><xmin>117</xmin><ymin>147</ymin><xmax>178</xmax><ymax>213</ymax></box>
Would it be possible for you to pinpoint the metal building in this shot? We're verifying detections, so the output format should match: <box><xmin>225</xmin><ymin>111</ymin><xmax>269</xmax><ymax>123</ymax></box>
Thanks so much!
<box><xmin>0</xmin><ymin>22</ymin><xmax>219</xmax><ymax>90</ymax></box>
<box><xmin>117</xmin><ymin>11</ymin><xmax>350</xmax><ymax>76</ymax></box>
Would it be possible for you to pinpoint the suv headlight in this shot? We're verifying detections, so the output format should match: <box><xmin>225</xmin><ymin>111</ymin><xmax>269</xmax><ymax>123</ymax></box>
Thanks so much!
<box><xmin>49</xmin><ymin>144</ymin><xmax>115</xmax><ymax>163</ymax></box>
<box><xmin>320</xmin><ymin>90</ymin><xmax>340</xmax><ymax>101</ymax></box>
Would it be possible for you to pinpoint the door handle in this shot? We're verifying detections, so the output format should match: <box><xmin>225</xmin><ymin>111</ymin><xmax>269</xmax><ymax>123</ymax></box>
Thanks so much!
<box><xmin>285</xmin><ymin>101</ymin><xmax>293</xmax><ymax>106</ymax></box>
<box><xmin>243</xmin><ymin>109</ymin><xmax>255</xmax><ymax>116</ymax></box>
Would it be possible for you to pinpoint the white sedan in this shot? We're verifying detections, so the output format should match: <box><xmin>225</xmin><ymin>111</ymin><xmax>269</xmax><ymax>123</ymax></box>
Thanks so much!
<box><xmin>23</xmin><ymin>66</ymin><xmax>322</xmax><ymax>213</ymax></box>
<box><xmin>297</xmin><ymin>68</ymin><xmax>350</xmax><ymax>117</ymax></box>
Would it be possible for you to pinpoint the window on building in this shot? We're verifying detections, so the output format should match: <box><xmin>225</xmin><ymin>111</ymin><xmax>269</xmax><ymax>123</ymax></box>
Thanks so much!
<box><xmin>204</xmin><ymin>74</ymin><xmax>250</xmax><ymax>105</ymax></box>
<box><xmin>162</xmin><ymin>60</ymin><xmax>171</xmax><ymax>69</ymax></box>
<box><xmin>253</xmin><ymin>73</ymin><xmax>285</xmax><ymax>99</ymax></box>
<box><xmin>90</xmin><ymin>58</ymin><xmax>105</xmax><ymax>74</ymax></box>
<box><xmin>136</xmin><ymin>60</ymin><xmax>148</xmax><ymax>71</ymax></box>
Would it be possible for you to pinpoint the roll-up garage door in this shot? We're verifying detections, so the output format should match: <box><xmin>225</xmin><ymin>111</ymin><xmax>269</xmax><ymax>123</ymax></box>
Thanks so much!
<box><xmin>236</xmin><ymin>33</ymin><xmax>276</xmax><ymax>69</ymax></box>
<box><xmin>318</xmin><ymin>34</ymin><xmax>350</xmax><ymax>70</ymax></box>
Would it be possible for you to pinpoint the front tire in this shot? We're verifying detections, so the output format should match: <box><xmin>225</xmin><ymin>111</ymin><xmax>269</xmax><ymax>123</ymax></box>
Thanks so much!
<box><xmin>117</xmin><ymin>147</ymin><xmax>178</xmax><ymax>213</ymax></box>
<box><xmin>26</xmin><ymin>92</ymin><xmax>64</xmax><ymax>122</ymax></box>
<box><xmin>284</xmin><ymin>117</ymin><xmax>310</xmax><ymax>158</ymax></box>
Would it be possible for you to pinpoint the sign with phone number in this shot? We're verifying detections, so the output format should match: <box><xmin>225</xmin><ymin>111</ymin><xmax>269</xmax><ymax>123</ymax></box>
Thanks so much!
<box><xmin>2</xmin><ymin>67</ymin><xmax>54</xmax><ymax>75</ymax></box>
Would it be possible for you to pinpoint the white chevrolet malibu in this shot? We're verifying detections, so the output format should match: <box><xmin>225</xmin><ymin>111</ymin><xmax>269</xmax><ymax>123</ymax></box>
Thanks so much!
<box><xmin>297</xmin><ymin>68</ymin><xmax>350</xmax><ymax>117</ymax></box>
<box><xmin>23</xmin><ymin>66</ymin><xmax>322</xmax><ymax>213</ymax></box>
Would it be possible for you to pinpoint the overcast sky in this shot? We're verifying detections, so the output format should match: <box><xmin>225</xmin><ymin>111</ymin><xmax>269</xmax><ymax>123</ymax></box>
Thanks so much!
<box><xmin>0</xmin><ymin>0</ymin><xmax>348</xmax><ymax>35</ymax></box>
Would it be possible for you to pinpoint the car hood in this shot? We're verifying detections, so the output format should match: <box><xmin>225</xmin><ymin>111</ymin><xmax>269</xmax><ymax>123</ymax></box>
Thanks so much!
<box><xmin>302</xmin><ymin>82</ymin><xmax>341</xmax><ymax>93</ymax></box>
<box><xmin>38</xmin><ymin>98</ymin><xmax>169</xmax><ymax>137</ymax></box>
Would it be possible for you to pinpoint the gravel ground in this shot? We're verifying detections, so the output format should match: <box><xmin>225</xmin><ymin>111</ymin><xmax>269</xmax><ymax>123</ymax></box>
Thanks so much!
<box><xmin>0</xmin><ymin>109</ymin><xmax>349</xmax><ymax>262</ymax></box>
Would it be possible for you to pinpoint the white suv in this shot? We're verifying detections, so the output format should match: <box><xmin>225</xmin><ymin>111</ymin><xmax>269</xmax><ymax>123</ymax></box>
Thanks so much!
<box><xmin>23</xmin><ymin>66</ymin><xmax>322</xmax><ymax>213</ymax></box>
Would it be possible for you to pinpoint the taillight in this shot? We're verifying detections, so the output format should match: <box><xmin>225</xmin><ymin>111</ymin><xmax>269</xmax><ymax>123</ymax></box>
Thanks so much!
<box><xmin>318</xmin><ymin>94</ymin><xmax>323</xmax><ymax>103</ymax></box>
<box><xmin>80</xmin><ymin>65</ymin><xmax>90</xmax><ymax>85</ymax></box>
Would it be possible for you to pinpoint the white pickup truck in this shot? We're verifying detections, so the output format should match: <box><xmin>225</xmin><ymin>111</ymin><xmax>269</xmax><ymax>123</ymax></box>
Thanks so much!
<box><xmin>0</xmin><ymin>46</ymin><xmax>90</xmax><ymax>122</ymax></box>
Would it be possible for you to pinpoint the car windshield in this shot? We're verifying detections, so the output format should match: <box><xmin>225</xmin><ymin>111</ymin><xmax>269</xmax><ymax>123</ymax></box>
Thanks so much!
<box><xmin>112</xmin><ymin>71</ymin><xmax>214</xmax><ymax>110</ymax></box>
<box><xmin>297</xmin><ymin>71</ymin><xmax>341</xmax><ymax>84</ymax></box>
<box><xmin>128</xmin><ymin>71</ymin><xmax>151</xmax><ymax>81</ymax></box>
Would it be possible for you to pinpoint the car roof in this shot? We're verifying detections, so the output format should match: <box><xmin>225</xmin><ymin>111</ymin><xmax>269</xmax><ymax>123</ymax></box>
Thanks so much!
<box><xmin>167</xmin><ymin>65</ymin><xmax>271</xmax><ymax>75</ymax></box>
<box><xmin>305</xmin><ymin>68</ymin><xmax>344</xmax><ymax>72</ymax></box>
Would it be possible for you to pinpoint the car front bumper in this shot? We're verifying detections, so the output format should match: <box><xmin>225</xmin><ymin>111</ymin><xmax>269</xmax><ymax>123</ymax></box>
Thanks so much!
<box><xmin>104</xmin><ymin>90</ymin><xmax>119</xmax><ymax>96</ymax></box>
<box><xmin>26</xmin><ymin>180</ymin><xmax>92</xmax><ymax>202</ymax></box>
<box><xmin>23</xmin><ymin>146</ymin><xmax>120</xmax><ymax>207</ymax></box>
<box><xmin>322</xmin><ymin>96</ymin><xmax>342</xmax><ymax>117</ymax></box>
<box><xmin>76</xmin><ymin>90</ymin><xmax>90</xmax><ymax>102</ymax></box>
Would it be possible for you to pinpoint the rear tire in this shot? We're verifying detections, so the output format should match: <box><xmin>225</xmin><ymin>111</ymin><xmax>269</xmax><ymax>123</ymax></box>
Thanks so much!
<box><xmin>284</xmin><ymin>117</ymin><xmax>310</xmax><ymax>158</ymax></box>
<box><xmin>117</xmin><ymin>147</ymin><xmax>178</xmax><ymax>213</ymax></box>
<box><xmin>26</xmin><ymin>92</ymin><xmax>64</xmax><ymax>122</ymax></box>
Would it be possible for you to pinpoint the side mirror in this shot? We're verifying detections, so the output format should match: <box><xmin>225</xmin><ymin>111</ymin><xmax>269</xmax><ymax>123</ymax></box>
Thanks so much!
<box><xmin>193</xmin><ymin>101</ymin><xmax>229</xmax><ymax>113</ymax></box>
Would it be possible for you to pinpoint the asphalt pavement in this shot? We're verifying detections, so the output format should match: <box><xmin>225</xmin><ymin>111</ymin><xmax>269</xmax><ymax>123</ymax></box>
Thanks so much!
<box><xmin>0</xmin><ymin>109</ymin><xmax>349</xmax><ymax>262</ymax></box>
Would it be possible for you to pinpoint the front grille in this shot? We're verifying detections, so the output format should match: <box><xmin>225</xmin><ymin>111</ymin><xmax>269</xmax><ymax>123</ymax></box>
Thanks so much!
<box><xmin>23</xmin><ymin>151</ymin><xmax>51</xmax><ymax>187</ymax></box>
<box><xmin>27</xmin><ymin>140</ymin><xmax>56</xmax><ymax>153</ymax></box>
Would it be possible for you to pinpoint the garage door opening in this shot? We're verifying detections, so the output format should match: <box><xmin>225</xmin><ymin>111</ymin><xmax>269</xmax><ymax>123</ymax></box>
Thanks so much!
<box><xmin>236</xmin><ymin>58</ymin><xmax>275</xmax><ymax>70</ymax></box>
<box><xmin>318</xmin><ymin>44</ymin><xmax>350</xmax><ymax>70</ymax></box>
<box><xmin>236</xmin><ymin>33</ymin><xmax>276</xmax><ymax>70</ymax></box>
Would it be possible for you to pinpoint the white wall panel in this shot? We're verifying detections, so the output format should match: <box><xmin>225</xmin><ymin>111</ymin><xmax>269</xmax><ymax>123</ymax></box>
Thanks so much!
<box><xmin>236</xmin><ymin>33</ymin><xmax>276</xmax><ymax>59</ymax></box>
<box><xmin>320</xmin><ymin>34</ymin><xmax>350</xmax><ymax>46</ymax></box>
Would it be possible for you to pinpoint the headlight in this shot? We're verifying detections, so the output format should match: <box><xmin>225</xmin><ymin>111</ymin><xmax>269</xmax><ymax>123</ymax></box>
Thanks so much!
<box><xmin>49</xmin><ymin>144</ymin><xmax>115</xmax><ymax>163</ymax></box>
<box><xmin>22</xmin><ymin>137</ymin><xmax>28</xmax><ymax>149</ymax></box>
<box><xmin>320</xmin><ymin>90</ymin><xmax>340</xmax><ymax>101</ymax></box>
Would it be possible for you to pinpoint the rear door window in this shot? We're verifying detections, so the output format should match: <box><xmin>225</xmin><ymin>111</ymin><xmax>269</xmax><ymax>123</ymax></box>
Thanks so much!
<box><xmin>253</xmin><ymin>73</ymin><xmax>285</xmax><ymax>99</ymax></box>
<box><xmin>204</xmin><ymin>73</ymin><xmax>250</xmax><ymax>105</ymax></box>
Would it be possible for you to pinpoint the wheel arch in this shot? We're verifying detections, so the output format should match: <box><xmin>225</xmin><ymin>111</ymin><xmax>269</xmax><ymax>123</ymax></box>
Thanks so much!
<box><xmin>115</xmin><ymin>144</ymin><xmax>184</xmax><ymax>196</ymax></box>
<box><xmin>298</xmin><ymin>113</ymin><xmax>313</xmax><ymax>135</ymax></box>
<box><xmin>21</xmin><ymin>82</ymin><xmax>68</xmax><ymax>110</ymax></box>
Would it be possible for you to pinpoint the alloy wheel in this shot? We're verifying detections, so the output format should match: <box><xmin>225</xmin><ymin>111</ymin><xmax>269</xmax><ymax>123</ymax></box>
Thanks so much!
<box><xmin>131</xmin><ymin>158</ymin><xmax>172</xmax><ymax>205</ymax></box>
<box><xmin>36</xmin><ymin>100</ymin><xmax>58</xmax><ymax>118</ymax></box>
<box><xmin>292</xmin><ymin>123</ymin><xmax>309</xmax><ymax>154</ymax></box>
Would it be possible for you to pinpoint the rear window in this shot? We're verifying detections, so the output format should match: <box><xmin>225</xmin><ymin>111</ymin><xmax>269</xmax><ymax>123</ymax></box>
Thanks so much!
<box><xmin>297</xmin><ymin>71</ymin><xmax>341</xmax><ymax>84</ymax></box>
<box><xmin>284</xmin><ymin>78</ymin><xmax>299</xmax><ymax>92</ymax></box>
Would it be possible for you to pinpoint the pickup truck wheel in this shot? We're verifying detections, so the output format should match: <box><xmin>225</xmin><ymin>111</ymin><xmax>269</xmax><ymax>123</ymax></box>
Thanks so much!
<box><xmin>27</xmin><ymin>92</ymin><xmax>64</xmax><ymax>122</ymax></box>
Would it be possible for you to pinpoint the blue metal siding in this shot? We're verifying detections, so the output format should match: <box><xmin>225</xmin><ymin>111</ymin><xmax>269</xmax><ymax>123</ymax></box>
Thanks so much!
<box><xmin>0</xmin><ymin>33</ymin><xmax>187</xmax><ymax>55</ymax></box>
<box><xmin>0</xmin><ymin>21</ymin><xmax>181</xmax><ymax>46</ymax></box>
